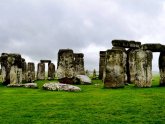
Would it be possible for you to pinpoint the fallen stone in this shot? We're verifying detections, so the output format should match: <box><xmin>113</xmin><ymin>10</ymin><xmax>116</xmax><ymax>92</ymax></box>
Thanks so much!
<box><xmin>43</xmin><ymin>82</ymin><xmax>81</xmax><ymax>92</ymax></box>
<box><xmin>58</xmin><ymin>77</ymin><xmax>75</xmax><ymax>84</ymax></box>
<box><xmin>75</xmin><ymin>75</ymin><xmax>92</xmax><ymax>85</ymax></box>
<box><xmin>24</xmin><ymin>83</ymin><xmax>38</xmax><ymax>88</ymax></box>
<box><xmin>7</xmin><ymin>83</ymin><xmax>38</xmax><ymax>88</ymax></box>
<box><xmin>7</xmin><ymin>84</ymin><xmax>24</xmax><ymax>87</ymax></box>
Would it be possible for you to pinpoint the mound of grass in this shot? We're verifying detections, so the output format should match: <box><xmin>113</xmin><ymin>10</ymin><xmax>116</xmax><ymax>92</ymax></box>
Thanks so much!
<box><xmin>0</xmin><ymin>75</ymin><xmax>165</xmax><ymax>124</ymax></box>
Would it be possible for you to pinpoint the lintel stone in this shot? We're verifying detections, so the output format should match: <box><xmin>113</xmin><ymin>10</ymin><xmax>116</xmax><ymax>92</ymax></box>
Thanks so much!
<box><xmin>112</xmin><ymin>40</ymin><xmax>141</xmax><ymax>48</ymax></box>
<box><xmin>141</xmin><ymin>43</ymin><xmax>165</xmax><ymax>52</ymax></box>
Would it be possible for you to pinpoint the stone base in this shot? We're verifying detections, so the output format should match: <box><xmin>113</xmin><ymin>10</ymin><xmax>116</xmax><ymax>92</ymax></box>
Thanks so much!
<box><xmin>104</xmin><ymin>79</ymin><xmax>125</xmax><ymax>88</ymax></box>
<box><xmin>58</xmin><ymin>77</ymin><xmax>75</xmax><ymax>84</ymax></box>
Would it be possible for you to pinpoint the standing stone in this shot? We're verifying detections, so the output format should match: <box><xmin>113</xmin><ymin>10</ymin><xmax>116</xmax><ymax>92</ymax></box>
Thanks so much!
<box><xmin>129</xmin><ymin>49</ymin><xmax>152</xmax><ymax>87</ymax></box>
<box><xmin>10</xmin><ymin>66</ymin><xmax>22</xmax><ymax>84</ymax></box>
<box><xmin>48</xmin><ymin>63</ymin><xmax>55</xmax><ymax>80</ymax></box>
<box><xmin>159</xmin><ymin>52</ymin><xmax>165</xmax><ymax>86</ymax></box>
<box><xmin>37</xmin><ymin>63</ymin><xmax>45</xmax><ymax>80</ymax></box>
<box><xmin>104</xmin><ymin>49</ymin><xmax>126</xmax><ymax>88</ymax></box>
<box><xmin>74</xmin><ymin>53</ymin><xmax>85</xmax><ymax>75</ymax></box>
<box><xmin>10</xmin><ymin>66</ymin><xmax>17</xmax><ymax>84</ymax></box>
<box><xmin>57</xmin><ymin>49</ymin><xmax>75</xmax><ymax>84</ymax></box>
<box><xmin>112</xmin><ymin>47</ymin><xmax>127</xmax><ymax>83</ymax></box>
<box><xmin>85</xmin><ymin>70</ymin><xmax>90</xmax><ymax>77</ymax></box>
<box><xmin>145</xmin><ymin>51</ymin><xmax>153</xmax><ymax>86</ymax></box>
<box><xmin>128</xmin><ymin>49</ymin><xmax>136</xmax><ymax>83</ymax></box>
<box><xmin>0</xmin><ymin>53</ymin><xmax>23</xmax><ymax>85</ymax></box>
<box><xmin>22</xmin><ymin>59</ymin><xmax>27</xmax><ymax>83</ymax></box>
<box><xmin>27</xmin><ymin>62</ymin><xmax>35</xmax><ymax>82</ymax></box>
<box><xmin>17</xmin><ymin>68</ymin><xmax>22</xmax><ymax>84</ymax></box>
<box><xmin>26</xmin><ymin>71</ymin><xmax>33</xmax><ymax>83</ymax></box>
<box><xmin>99</xmin><ymin>51</ymin><xmax>106</xmax><ymax>80</ymax></box>
<box><xmin>1</xmin><ymin>66</ymin><xmax>6</xmax><ymax>83</ymax></box>
<box><xmin>92</xmin><ymin>69</ymin><xmax>97</xmax><ymax>79</ymax></box>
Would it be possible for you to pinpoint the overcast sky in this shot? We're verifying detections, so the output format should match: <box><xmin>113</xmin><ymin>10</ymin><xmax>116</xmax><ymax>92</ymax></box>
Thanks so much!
<box><xmin>0</xmin><ymin>0</ymin><xmax>165</xmax><ymax>71</ymax></box>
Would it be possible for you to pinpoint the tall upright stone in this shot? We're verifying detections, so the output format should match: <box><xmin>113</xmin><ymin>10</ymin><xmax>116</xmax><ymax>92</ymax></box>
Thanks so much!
<box><xmin>17</xmin><ymin>68</ymin><xmax>22</xmax><ymax>84</ymax></box>
<box><xmin>112</xmin><ymin>47</ymin><xmax>128</xmax><ymax>83</ymax></box>
<box><xmin>128</xmin><ymin>49</ymin><xmax>136</xmax><ymax>83</ymax></box>
<box><xmin>37</xmin><ymin>63</ymin><xmax>45</xmax><ymax>80</ymax></box>
<box><xmin>159</xmin><ymin>52</ymin><xmax>165</xmax><ymax>86</ymax></box>
<box><xmin>57</xmin><ymin>49</ymin><xmax>75</xmax><ymax>84</ymax></box>
<box><xmin>99</xmin><ymin>51</ymin><xmax>106</xmax><ymax>80</ymax></box>
<box><xmin>74</xmin><ymin>53</ymin><xmax>85</xmax><ymax>75</ymax></box>
<box><xmin>129</xmin><ymin>49</ymin><xmax>152</xmax><ymax>87</ymax></box>
<box><xmin>21</xmin><ymin>58</ymin><xmax>27</xmax><ymax>83</ymax></box>
<box><xmin>48</xmin><ymin>63</ymin><xmax>55</xmax><ymax>80</ymax></box>
<box><xmin>104</xmin><ymin>49</ymin><xmax>126</xmax><ymax>88</ymax></box>
<box><xmin>10</xmin><ymin>66</ymin><xmax>18</xmax><ymax>84</ymax></box>
<box><xmin>0</xmin><ymin>53</ymin><xmax>23</xmax><ymax>85</ymax></box>
<box><xmin>27</xmin><ymin>62</ymin><xmax>35</xmax><ymax>82</ymax></box>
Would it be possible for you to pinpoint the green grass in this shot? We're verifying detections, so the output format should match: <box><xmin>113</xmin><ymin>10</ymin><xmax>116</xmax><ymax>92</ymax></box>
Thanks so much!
<box><xmin>0</xmin><ymin>75</ymin><xmax>165</xmax><ymax>124</ymax></box>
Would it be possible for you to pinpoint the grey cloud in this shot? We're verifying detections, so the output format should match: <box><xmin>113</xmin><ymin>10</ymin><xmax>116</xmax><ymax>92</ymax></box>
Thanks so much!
<box><xmin>0</xmin><ymin>0</ymin><xmax>164</xmax><ymax>71</ymax></box>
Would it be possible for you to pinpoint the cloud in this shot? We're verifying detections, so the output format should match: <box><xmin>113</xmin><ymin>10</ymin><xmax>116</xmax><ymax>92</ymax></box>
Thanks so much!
<box><xmin>0</xmin><ymin>0</ymin><xmax>165</xmax><ymax>71</ymax></box>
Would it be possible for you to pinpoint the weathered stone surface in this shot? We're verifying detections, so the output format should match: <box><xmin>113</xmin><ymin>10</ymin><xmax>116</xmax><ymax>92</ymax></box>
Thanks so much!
<box><xmin>113</xmin><ymin>48</ymin><xmax>128</xmax><ymax>83</ymax></box>
<box><xmin>43</xmin><ymin>82</ymin><xmax>81</xmax><ymax>92</ymax></box>
<box><xmin>10</xmin><ymin>66</ymin><xmax>18</xmax><ymax>84</ymax></box>
<box><xmin>112</xmin><ymin>46</ymin><xmax>126</xmax><ymax>51</ymax></box>
<box><xmin>24</xmin><ymin>83</ymin><xmax>38</xmax><ymax>88</ymax></box>
<box><xmin>7</xmin><ymin>83</ymin><xmax>38</xmax><ymax>88</ymax></box>
<box><xmin>112</xmin><ymin>40</ymin><xmax>141</xmax><ymax>48</ymax></box>
<box><xmin>27</xmin><ymin>62</ymin><xmax>35</xmax><ymax>81</ymax></box>
<box><xmin>92</xmin><ymin>69</ymin><xmax>97</xmax><ymax>79</ymax></box>
<box><xmin>129</xmin><ymin>49</ymin><xmax>152</xmax><ymax>87</ymax></box>
<box><xmin>85</xmin><ymin>70</ymin><xmax>90</xmax><ymax>77</ymax></box>
<box><xmin>26</xmin><ymin>71</ymin><xmax>34</xmax><ymax>83</ymax></box>
<box><xmin>48</xmin><ymin>63</ymin><xmax>55</xmax><ymax>80</ymax></box>
<box><xmin>37</xmin><ymin>63</ymin><xmax>45</xmax><ymax>80</ymax></box>
<box><xmin>99</xmin><ymin>51</ymin><xmax>106</xmax><ymax>80</ymax></box>
<box><xmin>0</xmin><ymin>53</ymin><xmax>23</xmax><ymax>85</ymax></box>
<box><xmin>104</xmin><ymin>49</ymin><xmax>126</xmax><ymax>88</ymax></box>
<box><xmin>74</xmin><ymin>53</ymin><xmax>85</xmax><ymax>75</ymax></box>
<box><xmin>159</xmin><ymin>52</ymin><xmax>165</xmax><ymax>86</ymax></box>
<box><xmin>22</xmin><ymin>60</ymin><xmax>27</xmax><ymax>83</ymax></box>
<box><xmin>40</xmin><ymin>60</ymin><xmax>51</xmax><ymax>64</ymax></box>
<box><xmin>128</xmin><ymin>49</ymin><xmax>136</xmax><ymax>83</ymax></box>
<box><xmin>1</xmin><ymin>66</ymin><xmax>6</xmax><ymax>83</ymax></box>
<box><xmin>17</xmin><ymin>68</ymin><xmax>22</xmax><ymax>84</ymax></box>
<box><xmin>75</xmin><ymin>75</ymin><xmax>91</xmax><ymax>85</ymax></box>
<box><xmin>141</xmin><ymin>44</ymin><xmax>165</xmax><ymax>52</ymax></box>
<box><xmin>7</xmin><ymin>84</ymin><xmax>24</xmax><ymax>87</ymax></box>
<box><xmin>57</xmin><ymin>49</ymin><xmax>75</xmax><ymax>83</ymax></box>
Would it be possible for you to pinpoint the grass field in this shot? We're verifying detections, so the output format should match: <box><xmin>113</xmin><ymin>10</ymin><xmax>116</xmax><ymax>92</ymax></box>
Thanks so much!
<box><xmin>0</xmin><ymin>74</ymin><xmax>165</xmax><ymax>124</ymax></box>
